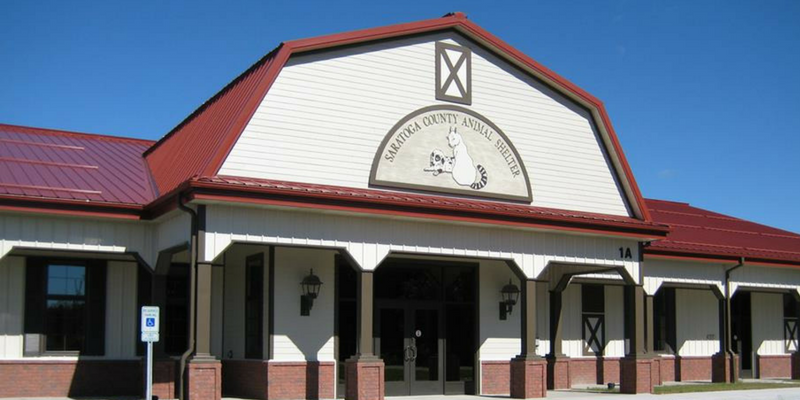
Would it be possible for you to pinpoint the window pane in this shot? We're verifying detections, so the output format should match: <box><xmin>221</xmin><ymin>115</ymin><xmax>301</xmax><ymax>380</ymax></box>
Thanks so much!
<box><xmin>47</xmin><ymin>265</ymin><xmax>85</xmax><ymax>296</ymax></box>
<box><xmin>581</xmin><ymin>284</ymin><xmax>604</xmax><ymax>313</ymax></box>
<box><xmin>445</xmin><ymin>267</ymin><xmax>475</xmax><ymax>303</ymax></box>
<box><xmin>45</xmin><ymin>299</ymin><xmax>85</xmax><ymax>351</ymax></box>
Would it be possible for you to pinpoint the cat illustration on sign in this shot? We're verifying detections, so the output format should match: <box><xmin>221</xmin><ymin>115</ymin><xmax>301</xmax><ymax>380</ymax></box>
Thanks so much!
<box><xmin>424</xmin><ymin>127</ymin><xmax>488</xmax><ymax>190</ymax></box>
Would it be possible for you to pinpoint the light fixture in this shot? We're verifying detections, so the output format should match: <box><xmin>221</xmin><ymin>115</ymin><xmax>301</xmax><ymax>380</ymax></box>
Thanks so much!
<box><xmin>499</xmin><ymin>279</ymin><xmax>520</xmax><ymax>320</ymax></box>
<box><xmin>300</xmin><ymin>269</ymin><xmax>323</xmax><ymax>316</ymax></box>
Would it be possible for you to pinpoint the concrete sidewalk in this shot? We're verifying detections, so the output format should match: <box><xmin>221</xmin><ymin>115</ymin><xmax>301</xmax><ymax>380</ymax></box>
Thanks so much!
<box><xmin>390</xmin><ymin>388</ymin><xmax>800</xmax><ymax>400</ymax></box>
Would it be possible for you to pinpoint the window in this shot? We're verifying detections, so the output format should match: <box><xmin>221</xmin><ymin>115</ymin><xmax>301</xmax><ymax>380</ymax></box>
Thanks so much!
<box><xmin>784</xmin><ymin>293</ymin><xmax>798</xmax><ymax>352</ymax></box>
<box><xmin>245</xmin><ymin>254</ymin><xmax>264</xmax><ymax>359</ymax></box>
<box><xmin>24</xmin><ymin>258</ymin><xmax>106</xmax><ymax>356</ymax></box>
<box><xmin>652</xmin><ymin>288</ymin><xmax>676</xmax><ymax>353</ymax></box>
<box><xmin>45</xmin><ymin>265</ymin><xmax>86</xmax><ymax>351</ymax></box>
<box><xmin>581</xmin><ymin>284</ymin><xmax>605</xmax><ymax>355</ymax></box>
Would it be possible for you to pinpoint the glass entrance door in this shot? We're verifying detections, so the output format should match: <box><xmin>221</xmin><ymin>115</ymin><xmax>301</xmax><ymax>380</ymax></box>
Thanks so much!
<box><xmin>377</xmin><ymin>304</ymin><xmax>443</xmax><ymax>396</ymax></box>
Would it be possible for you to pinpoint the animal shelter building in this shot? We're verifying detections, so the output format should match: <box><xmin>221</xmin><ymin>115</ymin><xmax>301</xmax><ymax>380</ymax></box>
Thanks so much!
<box><xmin>1</xmin><ymin>12</ymin><xmax>800</xmax><ymax>400</ymax></box>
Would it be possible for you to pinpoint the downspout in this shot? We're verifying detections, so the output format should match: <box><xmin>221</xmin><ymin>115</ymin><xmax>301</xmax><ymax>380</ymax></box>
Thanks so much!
<box><xmin>177</xmin><ymin>196</ymin><xmax>198</xmax><ymax>400</ymax></box>
<box><xmin>724</xmin><ymin>257</ymin><xmax>745</xmax><ymax>383</ymax></box>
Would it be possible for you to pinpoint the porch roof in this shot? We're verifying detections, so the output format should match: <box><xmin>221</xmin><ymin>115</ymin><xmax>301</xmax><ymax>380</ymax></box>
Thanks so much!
<box><xmin>645</xmin><ymin>198</ymin><xmax>800</xmax><ymax>267</ymax></box>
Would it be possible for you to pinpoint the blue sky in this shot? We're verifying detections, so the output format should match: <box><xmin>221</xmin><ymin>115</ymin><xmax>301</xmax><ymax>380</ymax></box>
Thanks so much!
<box><xmin>1</xmin><ymin>1</ymin><xmax>799</xmax><ymax>233</ymax></box>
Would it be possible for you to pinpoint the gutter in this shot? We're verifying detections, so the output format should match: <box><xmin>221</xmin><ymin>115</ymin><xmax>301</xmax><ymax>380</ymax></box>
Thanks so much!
<box><xmin>176</xmin><ymin>196</ymin><xmax>198</xmax><ymax>400</ymax></box>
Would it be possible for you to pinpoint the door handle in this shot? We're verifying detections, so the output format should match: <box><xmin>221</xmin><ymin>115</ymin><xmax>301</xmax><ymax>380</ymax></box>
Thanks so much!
<box><xmin>403</xmin><ymin>346</ymin><xmax>412</xmax><ymax>362</ymax></box>
<box><xmin>409</xmin><ymin>345</ymin><xmax>417</xmax><ymax>361</ymax></box>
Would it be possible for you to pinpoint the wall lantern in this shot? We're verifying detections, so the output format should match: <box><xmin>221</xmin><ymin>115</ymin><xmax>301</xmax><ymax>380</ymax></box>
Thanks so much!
<box><xmin>300</xmin><ymin>269</ymin><xmax>323</xmax><ymax>316</ymax></box>
<box><xmin>499</xmin><ymin>279</ymin><xmax>520</xmax><ymax>320</ymax></box>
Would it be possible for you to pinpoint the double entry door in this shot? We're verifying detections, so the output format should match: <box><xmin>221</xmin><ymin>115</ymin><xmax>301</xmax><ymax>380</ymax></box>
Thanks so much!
<box><xmin>376</xmin><ymin>302</ymin><xmax>443</xmax><ymax>396</ymax></box>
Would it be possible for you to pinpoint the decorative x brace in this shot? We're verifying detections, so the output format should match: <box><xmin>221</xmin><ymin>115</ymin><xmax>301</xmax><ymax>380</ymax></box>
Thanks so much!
<box><xmin>785</xmin><ymin>318</ymin><xmax>798</xmax><ymax>352</ymax></box>
<box><xmin>583</xmin><ymin>314</ymin><xmax>605</xmax><ymax>354</ymax></box>
<box><xmin>435</xmin><ymin>42</ymin><xmax>472</xmax><ymax>105</ymax></box>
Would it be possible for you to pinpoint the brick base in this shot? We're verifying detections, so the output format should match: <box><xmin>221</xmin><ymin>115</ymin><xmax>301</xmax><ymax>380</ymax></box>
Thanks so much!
<box><xmin>345</xmin><ymin>357</ymin><xmax>384</xmax><ymax>400</ymax></box>
<box><xmin>187</xmin><ymin>360</ymin><xmax>221</xmax><ymax>400</ymax></box>
<box><xmin>510</xmin><ymin>357</ymin><xmax>547</xmax><ymax>398</ymax></box>
<box><xmin>620</xmin><ymin>357</ymin><xmax>655</xmax><ymax>394</ymax></box>
<box><xmin>481</xmin><ymin>360</ymin><xmax>511</xmax><ymax>395</ymax></box>
<box><xmin>712</xmin><ymin>353</ymin><xmax>738</xmax><ymax>383</ymax></box>
<box><xmin>267</xmin><ymin>361</ymin><xmax>335</xmax><ymax>400</ymax></box>
<box><xmin>546</xmin><ymin>357</ymin><xmax>570</xmax><ymax>390</ymax></box>
<box><xmin>222</xmin><ymin>359</ymin><xmax>267</xmax><ymax>399</ymax></box>
<box><xmin>756</xmin><ymin>354</ymin><xmax>790</xmax><ymax>379</ymax></box>
<box><xmin>567</xmin><ymin>357</ymin><xmax>620</xmax><ymax>386</ymax></box>
<box><xmin>0</xmin><ymin>359</ymin><xmax>178</xmax><ymax>398</ymax></box>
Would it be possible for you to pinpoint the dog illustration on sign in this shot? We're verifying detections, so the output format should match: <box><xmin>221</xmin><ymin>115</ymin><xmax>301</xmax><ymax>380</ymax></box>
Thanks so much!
<box><xmin>424</xmin><ymin>127</ymin><xmax>488</xmax><ymax>190</ymax></box>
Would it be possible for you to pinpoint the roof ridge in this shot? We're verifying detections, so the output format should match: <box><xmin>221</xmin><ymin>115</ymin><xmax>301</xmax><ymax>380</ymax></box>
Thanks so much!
<box><xmin>142</xmin><ymin>46</ymin><xmax>281</xmax><ymax>157</ymax></box>
<box><xmin>0</xmin><ymin>122</ymin><xmax>154</xmax><ymax>145</ymax></box>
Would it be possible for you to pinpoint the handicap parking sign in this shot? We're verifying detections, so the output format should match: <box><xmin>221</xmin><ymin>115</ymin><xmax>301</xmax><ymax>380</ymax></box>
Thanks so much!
<box><xmin>141</xmin><ymin>306</ymin><xmax>160</xmax><ymax>342</ymax></box>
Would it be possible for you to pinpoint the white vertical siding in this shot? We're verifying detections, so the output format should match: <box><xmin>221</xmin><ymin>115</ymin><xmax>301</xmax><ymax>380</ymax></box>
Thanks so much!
<box><xmin>675</xmin><ymin>289</ymin><xmax>720</xmax><ymax>357</ymax></box>
<box><xmin>222</xmin><ymin>245</ymin><xmax>247</xmax><ymax>359</ymax></box>
<box><xmin>272</xmin><ymin>247</ymin><xmax>335</xmax><ymax>362</ymax></box>
<box><xmin>0</xmin><ymin>256</ymin><xmax>24</xmax><ymax>359</ymax></box>
<box><xmin>751</xmin><ymin>293</ymin><xmax>784</xmax><ymax>356</ymax></box>
<box><xmin>478</xmin><ymin>260</ymin><xmax>521</xmax><ymax>361</ymax></box>
<box><xmin>643</xmin><ymin>259</ymin><xmax>724</xmax><ymax>296</ymax></box>
<box><xmin>219</xmin><ymin>32</ymin><xmax>631</xmax><ymax>217</ymax></box>
<box><xmin>210</xmin><ymin>265</ymin><xmax>224</xmax><ymax>359</ymax></box>
<box><xmin>105</xmin><ymin>261</ymin><xmax>138</xmax><ymax>358</ymax></box>
<box><xmin>732</xmin><ymin>266</ymin><xmax>800</xmax><ymax>295</ymax></box>
<box><xmin>604</xmin><ymin>286</ymin><xmax>625</xmax><ymax>357</ymax></box>
<box><xmin>562</xmin><ymin>284</ymin><xmax>584</xmax><ymax>358</ymax></box>
<box><xmin>0</xmin><ymin>211</ymin><xmax>191</xmax><ymax>271</ymax></box>
<box><xmin>203</xmin><ymin>204</ymin><xmax>641</xmax><ymax>282</ymax></box>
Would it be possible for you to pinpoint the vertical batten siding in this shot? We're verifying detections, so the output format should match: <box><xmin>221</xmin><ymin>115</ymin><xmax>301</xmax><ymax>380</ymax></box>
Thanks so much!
<box><xmin>751</xmin><ymin>293</ymin><xmax>784</xmax><ymax>356</ymax></box>
<box><xmin>643</xmin><ymin>259</ymin><xmax>725</xmax><ymax>295</ymax></box>
<box><xmin>218</xmin><ymin>32</ymin><xmax>631</xmax><ymax>217</ymax></box>
<box><xmin>0</xmin><ymin>256</ymin><xmax>24</xmax><ymax>359</ymax></box>
<box><xmin>731</xmin><ymin>265</ymin><xmax>800</xmax><ymax>295</ymax></box>
<box><xmin>272</xmin><ymin>247</ymin><xmax>335</xmax><ymax>362</ymax></box>
<box><xmin>478</xmin><ymin>260</ymin><xmax>522</xmax><ymax>361</ymax></box>
<box><xmin>562</xmin><ymin>284</ymin><xmax>583</xmax><ymax>358</ymax></box>
<box><xmin>210</xmin><ymin>265</ymin><xmax>224</xmax><ymax>359</ymax></box>
<box><xmin>222</xmin><ymin>245</ymin><xmax>247</xmax><ymax>359</ymax></box>
<box><xmin>0</xmin><ymin>212</ymin><xmax>190</xmax><ymax>271</ymax></box>
<box><xmin>105</xmin><ymin>261</ymin><xmax>138</xmax><ymax>358</ymax></box>
<box><xmin>202</xmin><ymin>204</ymin><xmax>640</xmax><ymax>281</ymax></box>
<box><xmin>604</xmin><ymin>286</ymin><xmax>625</xmax><ymax>358</ymax></box>
<box><xmin>675</xmin><ymin>289</ymin><xmax>720</xmax><ymax>357</ymax></box>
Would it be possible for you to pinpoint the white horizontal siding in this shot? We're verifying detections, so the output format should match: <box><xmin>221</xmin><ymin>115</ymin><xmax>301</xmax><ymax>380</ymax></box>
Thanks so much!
<box><xmin>219</xmin><ymin>32</ymin><xmax>630</xmax><ymax>216</ymax></box>
<box><xmin>202</xmin><ymin>204</ymin><xmax>641</xmax><ymax>281</ymax></box>
<box><xmin>751</xmin><ymin>293</ymin><xmax>784</xmax><ymax>356</ymax></box>
<box><xmin>0</xmin><ymin>256</ymin><xmax>24</xmax><ymax>359</ymax></box>
<box><xmin>105</xmin><ymin>261</ymin><xmax>138</xmax><ymax>358</ymax></box>
<box><xmin>675</xmin><ymin>289</ymin><xmax>720</xmax><ymax>357</ymax></box>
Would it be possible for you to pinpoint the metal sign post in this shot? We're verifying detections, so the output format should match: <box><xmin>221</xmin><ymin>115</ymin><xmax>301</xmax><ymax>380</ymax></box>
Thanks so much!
<box><xmin>141</xmin><ymin>306</ymin><xmax>160</xmax><ymax>400</ymax></box>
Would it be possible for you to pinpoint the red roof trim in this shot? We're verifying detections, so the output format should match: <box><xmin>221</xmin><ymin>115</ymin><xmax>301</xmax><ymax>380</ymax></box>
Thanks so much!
<box><xmin>185</xmin><ymin>177</ymin><xmax>669</xmax><ymax>238</ymax></box>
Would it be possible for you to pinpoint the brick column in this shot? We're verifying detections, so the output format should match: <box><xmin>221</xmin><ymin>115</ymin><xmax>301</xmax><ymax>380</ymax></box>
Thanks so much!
<box><xmin>511</xmin><ymin>279</ymin><xmax>547</xmax><ymax>398</ymax></box>
<box><xmin>345</xmin><ymin>270</ymin><xmax>384</xmax><ymax>400</ymax></box>
<box><xmin>620</xmin><ymin>285</ymin><xmax>654</xmax><ymax>394</ymax></box>
<box><xmin>546</xmin><ymin>289</ymin><xmax>569</xmax><ymax>390</ymax></box>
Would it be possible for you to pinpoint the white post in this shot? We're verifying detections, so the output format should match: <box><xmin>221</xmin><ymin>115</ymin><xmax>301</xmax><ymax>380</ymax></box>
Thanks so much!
<box><xmin>146</xmin><ymin>341</ymin><xmax>153</xmax><ymax>400</ymax></box>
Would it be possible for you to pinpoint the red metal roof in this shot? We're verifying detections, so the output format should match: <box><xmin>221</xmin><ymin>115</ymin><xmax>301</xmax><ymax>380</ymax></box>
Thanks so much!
<box><xmin>143</xmin><ymin>50</ymin><xmax>279</xmax><ymax>197</ymax></box>
<box><xmin>186</xmin><ymin>175</ymin><xmax>669</xmax><ymax>238</ymax></box>
<box><xmin>646</xmin><ymin>199</ymin><xmax>800</xmax><ymax>266</ymax></box>
<box><xmin>141</xmin><ymin>12</ymin><xmax>653</xmax><ymax>222</ymax></box>
<box><xmin>0</xmin><ymin>123</ymin><xmax>156</xmax><ymax>206</ymax></box>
